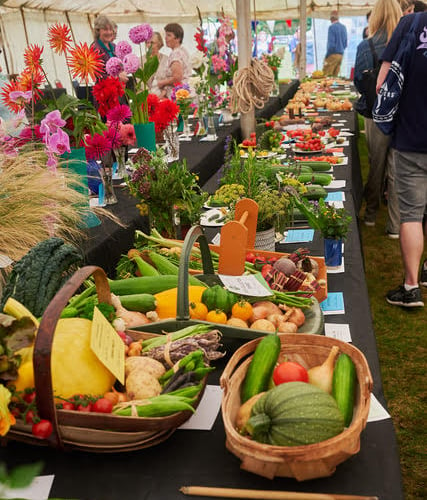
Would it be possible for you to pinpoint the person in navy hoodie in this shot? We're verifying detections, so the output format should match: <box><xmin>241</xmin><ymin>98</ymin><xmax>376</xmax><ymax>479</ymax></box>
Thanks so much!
<box><xmin>376</xmin><ymin>11</ymin><xmax>427</xmax><ymax>307</ymax></box>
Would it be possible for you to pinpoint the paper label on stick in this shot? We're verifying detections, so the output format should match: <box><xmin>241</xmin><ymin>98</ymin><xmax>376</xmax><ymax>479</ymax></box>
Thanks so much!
<box><xmin>219</xmin><ymin>273</ymin><xmax>273</xmax><ymax>297</ymax></box>
<box><xmin>91</xmin><ymin>307</ymin><xmax>125</xmax><ymax>384</ymax></box>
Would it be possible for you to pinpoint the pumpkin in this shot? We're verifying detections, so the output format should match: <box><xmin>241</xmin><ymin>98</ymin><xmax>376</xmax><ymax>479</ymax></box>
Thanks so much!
<box><xmin>201</xmin><ymin>285</ymin><xmax>239</xmax><ymax>314</ymax></box>
<box><xmin>154</xmin><ymin>286</ymin><xmax>206</xmax><ymax>319</ymax></box>
<box><xmin>246</xmin><ymin>381</ymin><xmax>344</xmax><ymax>446</ymax></box>
<box><xmin>13</xmin><ymin>318</ymin><xmax>116</xmax><ymax>399</ymax></box>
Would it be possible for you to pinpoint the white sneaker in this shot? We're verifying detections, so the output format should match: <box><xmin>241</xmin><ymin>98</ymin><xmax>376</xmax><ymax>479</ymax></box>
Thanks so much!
<box><xmin>364</xmin><ymin>220</ymin><xmax>375</xmax><ymax>227</ymax></box>
<box><xmin>386</xmin><ymin>232</ymin><xmax>399</xmax><ymax>240</ymax></box>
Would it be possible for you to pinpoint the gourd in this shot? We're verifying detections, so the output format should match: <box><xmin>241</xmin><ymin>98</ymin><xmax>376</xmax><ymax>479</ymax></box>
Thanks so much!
<box><xmin>246</xmin><ymin>381</ymin><xmax>344</xmax><ymax>446</ymax></box>
<box><xmin>201</xmin><ymin>285</ymin><xmax>239</xmax><ymax>314</ymax></box>
<box><xmin>154</xmin><ymin>286</ymin><xmax>207</xmax><ymax>319</ymax></box>
<box><xmin>13</xmin><ymin>318</ymin><xmax>116</xmax><ymax>399</ymax></box>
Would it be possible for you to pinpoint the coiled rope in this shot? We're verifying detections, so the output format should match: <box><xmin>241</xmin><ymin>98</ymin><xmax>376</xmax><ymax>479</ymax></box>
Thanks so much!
<box><xmin>230</xmin><ymin>58</ymin><xmax>275</xmax><ymax>114</ymax></box>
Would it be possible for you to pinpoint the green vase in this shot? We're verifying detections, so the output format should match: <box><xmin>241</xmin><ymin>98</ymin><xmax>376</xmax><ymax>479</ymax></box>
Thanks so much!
<box><xmin>61</xmin><ymin>147</ymin><xmax>101</xmax><ymax>228</ymax></box>
<box><xmin>134</xmin><ymin>122</ymin><xmax>156</xmax><ymax>151</ymax></box>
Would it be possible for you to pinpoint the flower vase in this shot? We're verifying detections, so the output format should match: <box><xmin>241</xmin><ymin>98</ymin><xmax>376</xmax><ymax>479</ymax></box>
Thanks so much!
<box><xmin>221</xmin><ymin>108</ymin><xmax>234</xmax><ymax>125</ymax></box>
<box><xmin>324</xmin><ymin>238</ymin><xmax>343</xmax><ymax>268</ymax></box>
<box><xmin>164</xmin><ymin>125</ymin><xmax>180</xmax><ymax>162</ymax></box>
<box><xmin>61</xmin><ymin>147</ymin><xmax>101</xmax><ymax>228</ymax></box>
<box><xmin>204</xmin><ymin>114</ymin><xmax>218</xmax><ymax>142</ymax></box>
<box><xmin>194</xmin><ymin>116</ymin><xmax>206</xmax><ymax>136</ymax></box>
<box><xmin>99</xmin><ymin>164</ymin><xmax>118</xmax><ymax>205</ymax></box>
<box><xmin>134</xmin><ymin>122</ymin><xmax>156</xmax><ymax>151</ymax></box>
<box><xmin>271</xmin><ymin>71</ymin><xmax>279</xmax><ymax>96</ymax></box>
<box><xmin>179</xmin><ymin>116</ymin><xmax>192</xmax><ymax>141</ymax></box>
<box><xmin>113</xmin><ymin>146</ymin><xmax>127</xmax><ymax>180</ymax></box>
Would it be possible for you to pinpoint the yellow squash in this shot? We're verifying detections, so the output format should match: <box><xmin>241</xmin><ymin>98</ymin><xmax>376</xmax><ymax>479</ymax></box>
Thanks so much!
<box><xmin>154</xmin><ymin>286</ymin><xmax>206</xmax><ymax>319</ymax></box>
<box><xmin>13</xmin><ymin>318</ymin><xmax>116</xmax><ymax>399</ymax></box>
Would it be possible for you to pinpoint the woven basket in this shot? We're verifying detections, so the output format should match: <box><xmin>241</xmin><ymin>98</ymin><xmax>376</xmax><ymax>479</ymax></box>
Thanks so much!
<box><xmin>138</xmin><ymin>226</ymin><xmax>324</xmax><ymax>340</ymax></box>
<box><xmin>220</xmin><ymin>333</ymin><xmax>373</xmax><ymax>481</ymax></box>
<box><xmin>6</xmin><ymin>265</ymin><xmax>205</xmax><ymax>453</ymax></box>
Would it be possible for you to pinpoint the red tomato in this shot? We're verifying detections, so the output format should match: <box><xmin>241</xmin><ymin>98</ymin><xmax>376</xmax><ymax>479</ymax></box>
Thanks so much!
<box><xmin>25</xmin><ymin>410</ymin><xmax>36</xmax><ymax>424</ymax></box>
<box><xmin>61</xmin><ymin>402</ymin><xmax>75</xmax><ymax>411</ymax></box>
<box><xmin>77</xmin><ymin>403</ymin><xmax>92</xmax><ymax>412</ymax></box>
<box><xmin>245</xmin><ymin>252</ymin><xmax>256</xmax><ymax>263</ymax></box>
<box><xmin>24</xmin><ymin>391</ymin><xmax>36</xmax><ymax>404</ymax></box>
<box><xmin>32</xmin><ymin>419</ymin><xmax>53</xmax><ymax>439</ymax></box>
<box><xmin>92</xmin><ymin>398</ymin><xmax>113</xmax><ymax>414</ymax></box>
<box><xmin>273</xmin><ymin>361</ymin><xmax>309</xmax><ymax>385</ymax></box>
<box><xmin>261</xmin><ymin>264</ymin><xmax>273</xmax><ymax>278</ymax></box>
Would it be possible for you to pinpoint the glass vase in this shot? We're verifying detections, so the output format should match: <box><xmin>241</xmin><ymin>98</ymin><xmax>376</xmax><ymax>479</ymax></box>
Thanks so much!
<box><xmin>179</xmin><ymin>116</ymin><xmax>192</xmax><ymax>141</ymax></box>
<box><xmin>194</xmin><ymin>116</ymin><xmax>207</xmax><ymax>136</ymax></box>
<box><xmin>324</xmin><ymin>238</ymin><xmax>343</xmax><ymax>268</ymax></box>
<box><xmin>205</xmin><ymin>114</ymin><xmax>218</xmax><ymax>142</ymax></box>
<box><xmin>113</xmin><ymin>146</ymin><xmax>127</xmax><ymax>180</ymax></box>
<box><xmin>164</xmin><ymin>125</ymin><xmax>180</xmax><ymax>162</ymax></box>
<box><xmin>99</xmin><ymin>165</ymin><xmax>117</xmax><ymax>205</ymax></box>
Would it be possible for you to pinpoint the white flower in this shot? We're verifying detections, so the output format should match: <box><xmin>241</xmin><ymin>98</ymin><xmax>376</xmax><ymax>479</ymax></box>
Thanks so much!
<box><xmin>191</xmin><ymin>52</ymin><xmax>208</xmax><ymax>70</ymax></box>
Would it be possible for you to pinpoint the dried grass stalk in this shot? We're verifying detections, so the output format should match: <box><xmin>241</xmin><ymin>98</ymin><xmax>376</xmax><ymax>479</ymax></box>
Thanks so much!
<box><xmin>0</xmin><ymin>149</ymin><xmax>117</xmax><ymax>261</ymax></box>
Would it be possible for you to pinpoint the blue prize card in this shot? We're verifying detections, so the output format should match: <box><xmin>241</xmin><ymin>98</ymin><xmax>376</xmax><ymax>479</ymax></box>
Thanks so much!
<box><xmin>283</xmin><ymin>229</ymin><xmax>314</xmax><ymax>243</ymax></box>
<box><xmin>320</xmin><ymin>292</ymin><xmax>345</xmax><ymax>315</ymax></box>
<box><xmin>325</xmin><ymin>191</ymin><xmax>345</xmax><ymax>202</ymax></box>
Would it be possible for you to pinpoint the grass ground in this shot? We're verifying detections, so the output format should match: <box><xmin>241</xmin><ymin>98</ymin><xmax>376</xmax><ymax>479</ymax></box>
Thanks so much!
<box><xmin>357</xmin><ymin>117</ymin><xmax>426</xmax><ymax>499</ymax></box>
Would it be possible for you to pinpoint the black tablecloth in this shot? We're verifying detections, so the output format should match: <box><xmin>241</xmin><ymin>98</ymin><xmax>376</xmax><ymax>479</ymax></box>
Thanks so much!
<box><xmin>0</xmin><ymin>84</ymin><xmax>404</xmax><ymax>500</ymax></box>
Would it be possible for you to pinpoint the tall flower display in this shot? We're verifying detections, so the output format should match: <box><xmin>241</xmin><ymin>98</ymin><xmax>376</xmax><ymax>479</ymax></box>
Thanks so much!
<box><xmin>106</xmin><ymin>24</ymin><xmax>159</xmax><ymax>125</ymax></box>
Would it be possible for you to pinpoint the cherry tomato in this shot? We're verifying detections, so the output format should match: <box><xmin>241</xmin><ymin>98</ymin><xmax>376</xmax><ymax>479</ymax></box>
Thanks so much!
<box><xmin>273</xmin><ymin>361</ymin><xmax>309</xmax><ymax>385</ymax></box>
<box><xmin>25</xmin><ymin>410</ymin><xmax>36</xmax><ymax>424</ymax></box>
<box><xmin>61</xmin><ymin>402</ymin><xmax>75</xmax><ymax>411</ymax></box>
<box><xmin>92</xmin><ymin>398</ymin><xmax>113</xmax><ymax>414</ymax></box>
<box><xmin>24</xmin><ymin>391</ymin><xmax>36</xmax><ymax>404</ymax></box>
<box><xmin>32</xmin><ymin>419</ymin><xmax>53</xmax><ymax>439</ymax></box>
<box><xmin>245</xmin><ymin>252</ymin><xmax>256</xmax><ymax>263</ymax></box>
<box><xmin>77</xmin><ymin>403</ymin><xmax>92</xmax><ymax>412</ymax></box>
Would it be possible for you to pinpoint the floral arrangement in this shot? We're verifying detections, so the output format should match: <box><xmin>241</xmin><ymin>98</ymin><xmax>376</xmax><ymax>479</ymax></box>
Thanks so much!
<box><xmin>127</xmin><ymin>148</ymin><xmax>207</xmax><ymax>236</ymax></box>
<box><xmin>0</xmin><ymin>23</ymin><xmax>106</xmax><ymax>156</ymax></box>
<box><xmin>106</xmin><ymin>23</ymin><xmax>159</xmax><ymax>124</ymax></box>
<box><xmin>171</xmin><ymin>84</ymin><xmax>193</xmax><ymax>120</ymax></box>
<box><xmin>147</xmin><ymin>94</ymin><xmax>179</xmax><ymax>133</ymax></box>
<box><xmin>295</xmin><ymin>198</ymin><xmax>352</xmax><ymax>240</ymax></box>
<box><xmin>261</xmin><ymin>52</ymin><xmax>283</xmax><ymax>77</ymax></box>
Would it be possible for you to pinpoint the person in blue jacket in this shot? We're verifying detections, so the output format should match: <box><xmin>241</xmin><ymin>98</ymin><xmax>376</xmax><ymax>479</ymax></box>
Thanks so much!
<box><xmin>323</xmin><ymin>10</ymin><xmax>348</xmax><ymax>76</ymax></box>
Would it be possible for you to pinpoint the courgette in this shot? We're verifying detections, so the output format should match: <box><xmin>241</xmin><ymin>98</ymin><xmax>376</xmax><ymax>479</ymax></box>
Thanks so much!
<box><xmin>297</xmin><ymin>173</ymin><xmax>333</xmax><ymax>186</ymax></box>
<box><xmin>240</xmin><ymin>334</ymin><xmax>281</xmax><ymax>403</ymax></box>
<box><xmin>147</xmin><ymin>251</ymin><xmax>206</xmax><ymax>286</ymax></box>
<box><xmin>302</xmin><ymin>184</ymin><xmax>328</xmax><ymax>200</ymax></box>
<box><xmin>109</xmin><ymin>275</ymin><xmax>180</xmax><ymax>295</ymax></box>
<box><xmin>332</xmin><ymin>353</ymin><xmax>357</xmax><ymax>427</ymax></box>
<box><xmin>117</xmin><ymin>293</ymin><xmax>157</xmax><ymax>313</ymax></box>
<box><xmin>297</xmin><ymin>161</ymin><xmax>332</xmax><ymax>172</ymax></box>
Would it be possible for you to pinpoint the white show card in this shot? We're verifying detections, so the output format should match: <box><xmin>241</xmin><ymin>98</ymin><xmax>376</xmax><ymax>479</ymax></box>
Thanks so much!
<box><xmin>328</xmin><ymin>201</ymin><xmax>344</xmax><ymax>209</ymax></box>
<box><xmin>339</xmin><ymin>131</ymin><xmax>354</xmax><ymax>137</ymax></box>
<box><xmin>179</xmin><ymin>385</ymin><xmax>223</xmax><ymax>430</ymax></box>
<box><xmin>219</xmin><ymin>273</ymin><xmax>273</xmax><ymax>297</ymax></box>
<box><xmin>337</xmin><ymin>157</ymin><xmax>349</xmax><ymax>165</ymax></box>
<box><xmin>327</xmin><ymin>257</ymin><xmax>345</xmax><ymax>273</ymax></box>
<box><xmin>1</xmin><ymin>475</ymin><xmax>55</xmax><ymax>500</ymax></box>
<box><xmin>368</xmin><ymin>394</ymin><xmax>391</xmax><ymax>422</ymax></box>
<box><xmin>332</xmin><ymin>151</ymin><xmax>345</xmax><ymax>157</ymax></box>
<box><xmin>331</xmin><ymin>122</ymin><xmax>344</xmax><ymax>127</ymax></box>
<box><xmin>328</xmin><ymin>180</ymin><xmax>346</xmax><ymax>189</ymax></box>
<box><xmin>211</xmin><ymin>232</ymin><xmax>221</xmax><ymax>245</ymax></box>
<box><xmin>324</xmin><ymin>323</ymin><xmax>352</xmax><ymax>342</ymax></box>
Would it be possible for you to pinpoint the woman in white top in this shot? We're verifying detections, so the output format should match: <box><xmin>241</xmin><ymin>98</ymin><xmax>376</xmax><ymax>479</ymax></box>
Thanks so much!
<box><xmin>145</xmin><ymin>32</ymin><xmax>169</xmax><ymax>97</ymax></box>
<box><xmin>156</xmin><ymin>23</ymin><xmax>192</xmax><ymax>98</ymax></box>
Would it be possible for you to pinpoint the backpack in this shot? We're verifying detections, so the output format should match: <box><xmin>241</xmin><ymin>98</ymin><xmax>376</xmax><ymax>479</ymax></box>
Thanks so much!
<box><xmin>372</xmin><ymin>13</ymin><xmax>421</xmax><ymax>135</ymax></box>
<box><xmin>354</xmin><ymin>38</ymin><xmax>381</xmax><ymax>118</ymax></box>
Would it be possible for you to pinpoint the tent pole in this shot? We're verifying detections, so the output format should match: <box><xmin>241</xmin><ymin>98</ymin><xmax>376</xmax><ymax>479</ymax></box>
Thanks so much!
<box><xmin>19</xmin><ymin>7</ymin><xmax>29</xmax><ymax>46</ymax></box>
<box><xmin>298</xmin><ymin>0</ymin><xmax>307</xmax><ymax>79</ymax></box>
<box><xmin>236</xmin><ymin>0</ymin><xmax>255</xmax><ymax>137</ymax></box>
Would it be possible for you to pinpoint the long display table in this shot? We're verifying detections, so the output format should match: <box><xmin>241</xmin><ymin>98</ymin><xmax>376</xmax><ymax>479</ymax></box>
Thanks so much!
<box><xmin>0</xmin><ymin>85</ymin><xmax>404</xmax><ymax>500</ymax></box>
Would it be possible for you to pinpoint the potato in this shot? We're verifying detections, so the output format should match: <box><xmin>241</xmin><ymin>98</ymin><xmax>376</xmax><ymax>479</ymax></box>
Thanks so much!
<box><xmin>125</xmin><ymin>370</ymin><xmax>161</xmax><ymax>400</ymax></box>
<box><xmin>125</xmin><ymin>356</ymin><xmax>165</xmax><ymax>378</ymax></box>
<box><xmin>236</xmin><ymin>392</ymin><xmax>265</xmax><ymax>433</ymax></box>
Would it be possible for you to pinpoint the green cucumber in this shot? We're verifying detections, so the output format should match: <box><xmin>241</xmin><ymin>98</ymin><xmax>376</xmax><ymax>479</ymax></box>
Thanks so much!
<box><xmin>297</xmin><ymin>173</ymin><xmax>333</xmax><ymax>186</ymax></box>
<box><xmin>147</xmin><ymin>251</ymin><xmax>205</xmax><ymax>286</ymax></box>
<box><xmin>332</xmin><ymin>353</ymin><xmax>357</xmax><ymax>427</ymax></box>
<box><xmin>108</xmin><ymin>275</ymin><xmax>179</xmax><ymax>295</ymax></box>
<box><xmin>302</xmin><ymin>184</ymin><xmax>328</xmax><ymax>200</ymax></box>
<box><xmin>117</xmin><ymin>293</ymin><xmax>157</xmax><ymax>313</ymax></box>
<box><xmin>297</xmin><ymin>161</ymin><xmax>332</xmax><ymax>172</ymax></box>
<box><xmin>240</xmin><ymin>334</ymin><xmax>281</xmax><ymax>403</ymax></box>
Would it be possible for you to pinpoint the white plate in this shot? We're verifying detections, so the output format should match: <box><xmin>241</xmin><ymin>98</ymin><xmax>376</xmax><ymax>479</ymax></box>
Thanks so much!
<box><xmin>240</xmin><ymin>151</ymin><xmax>278</xmax><ymax>159</ymax></box>
<box><xmin>200</xmin><ymin>208</ymin><xmax>229</xmax><ymax>227</ymax></box>
<box><xmin>293</xmin><ymin>146</ymin><xmax>326</xmax><ymax>154</ymax></box>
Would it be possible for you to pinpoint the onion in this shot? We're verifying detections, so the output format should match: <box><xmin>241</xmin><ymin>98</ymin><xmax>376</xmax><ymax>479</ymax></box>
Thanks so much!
<box><xmin>273</xmin><ymin>257</ymin><xmax>297</xmax><ymax>276</ymax></box>
<box><xmin>250</xmin><ymin>319</ymin><xmax>276</xmax><ymax>332</ymax></box>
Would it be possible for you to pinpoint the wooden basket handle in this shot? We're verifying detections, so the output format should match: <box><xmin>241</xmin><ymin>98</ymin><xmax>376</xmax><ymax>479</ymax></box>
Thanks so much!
<box><xmin>176</xmin><ymin>225</ymin><xmax>215</xmax><ymax>320</ymax></box>
<box><xmin>219</xmin><ymin>336</ymin><xmax>263</xmax><ymax>393</ymax></box>
<box><xmin>33</xmin><ymin>265</ymin><xmax>111</xmax><ymax>448</ymax></box>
